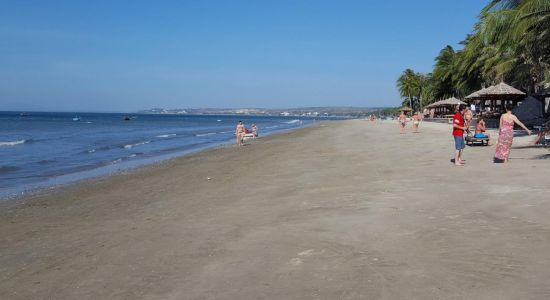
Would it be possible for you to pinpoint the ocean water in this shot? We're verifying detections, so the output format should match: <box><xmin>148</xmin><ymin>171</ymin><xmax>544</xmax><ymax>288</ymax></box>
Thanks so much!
<box><xmin>0</xmin><ymin>112</ymin><xmax>319</xmax><ymax>198</ymax></box>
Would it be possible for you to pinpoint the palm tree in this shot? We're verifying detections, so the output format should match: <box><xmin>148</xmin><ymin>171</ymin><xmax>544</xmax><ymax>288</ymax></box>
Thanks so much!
<box><xmin>396</xmin><ymin>69</ymin><xmax>419</xmax><ymax>108</ymax></box>
<box><xmin>477</xmin><ymin>0</ymin><xmax>550</xmax><ymax>92</ymax></box>
<box><xmin>432</xmin><ymin>46</ymin><xmax>459</xmax><ymax>99</ymax></box>
<box><xmin>396</xmin><ymin>69</ymin><xmax>434</xmax><ymax>112</ymax></box>
<box><xmin>418</xmin><ymin>0</ymin><xmax>550</xmax><ymax>98</ymax></box>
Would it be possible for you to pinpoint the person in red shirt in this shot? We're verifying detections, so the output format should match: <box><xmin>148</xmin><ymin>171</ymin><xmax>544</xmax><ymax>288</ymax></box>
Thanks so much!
<box><xmin>452</xmin><ymin>104</ymin><xmax>468</xmax><ymax>166</ymax></box>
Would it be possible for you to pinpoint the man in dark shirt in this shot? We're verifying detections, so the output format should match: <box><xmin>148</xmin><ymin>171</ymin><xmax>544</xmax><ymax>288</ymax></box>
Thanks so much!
<box><xmin>452</xmin><ymin>104</ymin><xmax>468</xmax><ymax>166</ymax></box>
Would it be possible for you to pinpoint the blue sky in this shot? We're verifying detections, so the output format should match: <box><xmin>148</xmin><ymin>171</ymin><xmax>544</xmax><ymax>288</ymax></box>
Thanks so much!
<box><xmin>0</xmin><ymin>0</ymin><xmax>487</xmax><ymax>112</ymax></box>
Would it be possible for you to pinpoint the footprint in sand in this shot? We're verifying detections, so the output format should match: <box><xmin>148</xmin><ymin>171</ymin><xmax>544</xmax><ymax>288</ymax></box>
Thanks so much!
<box><xmin>289</xmin><ymin>258</ymin><xmax>303</xmax><ymax>266</ymax></box>
<box><xmin>298</xmin><ymin>249</ymin><xmax>315</xmax><ymax>256</ymax></box>
<box><xmin>288</xmin><ymin>249</ymin><xmax>316</xmax><ymax>266</ymax></box>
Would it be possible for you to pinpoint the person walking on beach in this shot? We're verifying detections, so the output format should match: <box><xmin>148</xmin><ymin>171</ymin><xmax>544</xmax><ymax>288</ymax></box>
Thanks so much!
<box><xmin>252</xmin><ymin>123</ymin><xmax>258</xmax><ymax>139</ymax></box>
<box><xmin>236</xmin><ymin>121</ymin><xmax>245</xmax><ymax>146</ymax></box>
<box><xmin>452</xmin><ymin>104</ymin><xmax>468</xmax><ymax>166</ymax></box>
<box><xmin>494</xmin><ymin>105</ymin><xmax>531</xmax><ymax>163</ymax></box>
<box><xmin>398</xmin><ymin>112</ymin><xmax>407</xmax><ymax>134</ymax></box>
<box><xmin>412</xmin><ymin>112</ymin><xmax>421</xmax><ymax>133</ymax></box>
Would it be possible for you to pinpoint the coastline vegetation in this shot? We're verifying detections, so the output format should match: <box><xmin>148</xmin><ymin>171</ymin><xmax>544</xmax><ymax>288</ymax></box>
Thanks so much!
<box><xmin>396</xmin><ymin>0</ymin><xmax>549</xmax><ymax>111</ymax></box>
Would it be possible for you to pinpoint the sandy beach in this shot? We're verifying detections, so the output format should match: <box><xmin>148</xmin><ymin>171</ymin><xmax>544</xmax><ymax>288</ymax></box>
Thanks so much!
<box><xmin>1</xmin><ymin>120</ymin><xmax>550</xmax><ymax>299</ymax></box>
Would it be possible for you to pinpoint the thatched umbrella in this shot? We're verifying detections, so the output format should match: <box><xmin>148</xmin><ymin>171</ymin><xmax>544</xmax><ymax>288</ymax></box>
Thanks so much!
<box><xmin>426</xmin><ymin>97</ymin><xmax>466</xmax><ymax>108</ymax></box>
<box><xmin>464</xmin><ymin>86</ymin><xmax>489</xmax><ymax>101</ymax></box>
<box><xmin>426</xmin><ymin>97</ymin><xmax>466</xmax><ymax>117</ymax></box>
<box><xmin>464</xmin><ymin>82</ymin><xmax>526</xmax><ymax>114</ymax></box>
<box><xmin>399</xmin><ymin>107</ymin><xmax>412</xmax><ymax>115</ymax></box>
<box><xmin>478</xmin><ymin>82</ymin><xmax>525</xmax><ymax>99</ymax></box>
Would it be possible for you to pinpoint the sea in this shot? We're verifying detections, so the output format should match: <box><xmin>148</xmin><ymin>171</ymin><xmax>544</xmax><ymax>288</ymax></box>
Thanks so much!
<box><xmin>0</xmin><ymin>112</ymin><xmax>323</xmax><ymax>199</ymax></box>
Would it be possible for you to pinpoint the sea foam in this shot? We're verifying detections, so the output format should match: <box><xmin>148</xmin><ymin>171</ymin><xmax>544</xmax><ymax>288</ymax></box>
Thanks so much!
<box><xmin>123</xmin><ymin>141</ymin><xmax>151</xmax><ymax>149</ymax></box>
<box><xmin>156</xmin><ymin>134</ymin><xmax>176</xmax><ymax>138</ymax></box>
<box><xmin>195</xmin><ymin>132</ymin><xmax>216</xmax><ymax>137</ymax></box>
<box><xmin>0</xmin><ymin>140</ymin><xmax>27</xmax><ymax>147</ymax></box>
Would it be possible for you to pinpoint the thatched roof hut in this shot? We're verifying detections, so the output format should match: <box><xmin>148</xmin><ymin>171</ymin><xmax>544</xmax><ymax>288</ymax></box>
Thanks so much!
<box><xmin>465</xmin><ymin>82</ymin><xmax>525</xmax><ymax>100</ymax></box>
<box><xmin>464</xmin><ymin>82</ymin><xmax>527</xmax><ymax>115</ymax></box>
<box><xmin>399</xmin><ymin>107</ymin><xmax>412</xmax><ymax>112</ymax></box>
<box><xmin>478</xmin><ymin>82</ymin><xmax>525</xmax><ymax>100</ymax></box>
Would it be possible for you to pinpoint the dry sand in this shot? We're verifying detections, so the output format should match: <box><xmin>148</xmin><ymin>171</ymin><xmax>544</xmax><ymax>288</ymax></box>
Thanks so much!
<box><xmin>1</xmin><ymin>120</ymin><xmax>550</xmax><ymax>299</ymax></box>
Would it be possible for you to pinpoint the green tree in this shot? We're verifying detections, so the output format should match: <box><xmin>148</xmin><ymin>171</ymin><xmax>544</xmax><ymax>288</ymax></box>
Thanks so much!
<box><xmin>402</xmin><ymin>0</ymin><xmax>550</xmax><ymax>100</ymax></box>
<box><xmin>396</xmin><ymin>69</ymin><xmax>419</xmax><ymax>108</ymax></box>
<box><xmin>396</xmin><ymin>69</ymin><xmax>433</xmax><ymax>111</ymax></box>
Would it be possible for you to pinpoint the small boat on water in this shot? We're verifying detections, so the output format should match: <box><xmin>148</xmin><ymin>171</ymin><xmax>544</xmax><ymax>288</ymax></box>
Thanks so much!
<box><xmin>72</xmin><ymin>116</ymin><xmax>81</xmax><ymax>121</ymax></box>
<box><xmin>20</xmin><ymin>112</ymin><xmax>28</xmax><ymax>117</ymax></box>
<box><xmin>123</xmin><ymin>116</ymin><xmax>131</xmax><ymax>121</ymax></box>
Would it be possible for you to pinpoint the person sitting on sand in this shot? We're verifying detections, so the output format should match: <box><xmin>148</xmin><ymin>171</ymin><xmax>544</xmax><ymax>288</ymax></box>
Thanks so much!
<box><xmin>252</xmin><ymin>123</ymin><xmax>258</xmax><ymax>139</ymax></box>
<box><xmin>412</xmin><ymin>112</ymin><xmax>421</xmax><ymax>133</ymax></box>
<box><xmin>474</xmin><ymin>116</ymin><xmax>490</xmax><ymax>139</ymax></box>
<box><xmin>398</xmin><ymin>112</ymin><xmax>407</xmax><ymax>134</ymax></box>
<box><xmin>236</xmin><ymin>121</ymin><xmax>245</xmax><ymax>146</ymax></box>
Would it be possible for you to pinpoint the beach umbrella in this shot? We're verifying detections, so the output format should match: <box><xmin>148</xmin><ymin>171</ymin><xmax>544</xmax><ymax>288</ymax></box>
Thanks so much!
<box><xmin>465</xmin><ymin>82</ymin><xmax>525</xmax><ymax>101</ymax></box>
<box><xmin>425</xmin><ymin>97</ymin><xmax>466</xmax><ymax>116</ymax></box>
<box><xmin>465</xmin><ymin>86</ymin><xmax>488</xmax><ymax>101</ymax></box>
<box><xmin>426</xmin><ymin>97</ymin><xmax>466</xmax><ymax>108</ymax></box>
<box><xmin>464</xmin><ymin>82</ymin><xmax>526</xmax><ymax>113</ymax></box>
<box><xmin>479</xmin><ymin>82</ymin><xmax>525</xmax><ymax>100</ymax></box>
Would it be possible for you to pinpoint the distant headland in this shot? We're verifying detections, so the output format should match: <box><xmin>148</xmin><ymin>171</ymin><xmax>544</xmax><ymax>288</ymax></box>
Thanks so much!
<box><xmin>138</xmin><ymin>107</ymin><xmax>394</xmax><ymax>117</ymax></box>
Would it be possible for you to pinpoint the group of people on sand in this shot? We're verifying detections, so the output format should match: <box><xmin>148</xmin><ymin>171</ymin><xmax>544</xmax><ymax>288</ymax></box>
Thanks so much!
<box><xmin>452</xmin><ymin>104</ymin><xmax>531</xmax><ymax>166</ymax></box>
<box><xmin>398</xmin><ymin>111</ymin><xmax>423</xmax><ymax>134</ymax></box>
<box><xmin>235</xmin><ymin>121</ymin><xmax>258</xmax><ymax>146</ymax></box>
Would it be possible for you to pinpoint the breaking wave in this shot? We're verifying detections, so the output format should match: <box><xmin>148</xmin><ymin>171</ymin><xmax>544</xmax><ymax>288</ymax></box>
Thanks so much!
<box><xmin>0</xmin><ymin>140</ymin><xmax>29</xmax><ymax>147</ymax></box>
<box><xmin>156</xmin><ymin>134</ymin><xmax>177</xmax><ymax>138</ymax></box>
<box><xmin>123</xmin><ymin>141</ymin><xmax>151</xmax><ymax>149</ymax></box>
<box><xmin>195</xmin><ymin>132</ymin><xmax>217</xmax><ymax>137</ymax></box>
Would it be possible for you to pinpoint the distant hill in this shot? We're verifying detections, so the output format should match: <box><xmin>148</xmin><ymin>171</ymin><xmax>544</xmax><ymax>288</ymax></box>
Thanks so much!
<box><xmin>138</xmin><ymin>107</ymin><xmax>393</xmax><ymax>117</ymax></box>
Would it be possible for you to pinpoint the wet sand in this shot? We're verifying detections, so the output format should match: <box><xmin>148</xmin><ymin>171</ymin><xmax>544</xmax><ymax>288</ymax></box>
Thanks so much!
<box><xmin>1</xmin><ymin>120</ymin><xmax>550</xmax><ymax>299</ymax></box>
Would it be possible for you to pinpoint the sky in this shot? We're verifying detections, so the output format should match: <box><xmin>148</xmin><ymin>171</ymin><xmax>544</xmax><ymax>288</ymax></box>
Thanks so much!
<box><xmin>0</xmin><ymin>0</ymin><xmax>488</xmax><ymax>112</ymax></box>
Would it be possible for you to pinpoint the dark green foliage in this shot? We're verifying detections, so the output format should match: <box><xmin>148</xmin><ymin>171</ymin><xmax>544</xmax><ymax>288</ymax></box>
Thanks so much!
<box><xmin>397</xmin><ymin>0</ymin><xmax>549</xmax><ymax>106</ymax></box>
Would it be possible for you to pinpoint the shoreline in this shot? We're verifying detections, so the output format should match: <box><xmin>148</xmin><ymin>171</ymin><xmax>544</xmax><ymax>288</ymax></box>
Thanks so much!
<box><xmin>1</xmin><ymin>120</ymin><xmax>549</xmax><ymax>299</ymax></box>
<box><xmin>0</xmin><ymin>121</ymin><xmax>319</xmax><ymax>202</ymax></box>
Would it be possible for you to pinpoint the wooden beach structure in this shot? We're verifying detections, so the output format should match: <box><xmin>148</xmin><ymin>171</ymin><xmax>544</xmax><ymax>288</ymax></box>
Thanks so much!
<box><xmin>464</xmin><ymin>82</ymin><xmax>526</xmax><ymax>115</ymax></box>
<box><xmin>425</xmin><ymin>97</ymin><xmax>466</xmax><ymax>118</ymax></box>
